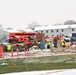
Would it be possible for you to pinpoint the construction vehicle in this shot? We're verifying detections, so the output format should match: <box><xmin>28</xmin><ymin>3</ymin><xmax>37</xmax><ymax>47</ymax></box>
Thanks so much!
<box><xmin>8</xmin><ymin>32</ymin><xmax>36</xmax><ymax>44</ymax></box>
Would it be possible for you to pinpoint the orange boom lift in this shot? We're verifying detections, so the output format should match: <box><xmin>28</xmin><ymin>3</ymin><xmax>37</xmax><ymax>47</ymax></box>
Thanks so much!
<box><xmin>8</xmin><ymin>32</ymin><xmax>36</xmax><ymax>44</ymax></box>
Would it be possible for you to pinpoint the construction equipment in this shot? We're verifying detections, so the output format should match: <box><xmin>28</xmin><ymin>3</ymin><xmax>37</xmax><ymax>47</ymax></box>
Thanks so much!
<box><xmin>8</xmin><ymin>32</ymin><xmax>36</xmax><ymax>44</ymax></box>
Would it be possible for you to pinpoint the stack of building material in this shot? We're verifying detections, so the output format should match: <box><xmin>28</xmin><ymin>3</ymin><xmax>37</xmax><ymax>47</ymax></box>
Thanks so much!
<box><xmin>36</xmin><ymin>32</ymin><xmax>45</xmax><ymax>43</ymax></box>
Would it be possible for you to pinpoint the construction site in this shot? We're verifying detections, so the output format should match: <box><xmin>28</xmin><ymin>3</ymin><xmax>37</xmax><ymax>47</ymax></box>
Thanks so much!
<box><xmin>0</xmin><ymin>30</ymin><xmax>76</xmax><ymax>75</ymax></box>
<box><xmin>0</xmin><ymin>29</ymin><xmax>76</xmax><ymax>59</ymax></box>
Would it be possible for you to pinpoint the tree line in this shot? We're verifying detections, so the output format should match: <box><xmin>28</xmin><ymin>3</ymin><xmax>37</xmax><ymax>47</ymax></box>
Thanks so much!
<box><xmin>0</xmin><ymin>20</ymin><xmax>76</xmax><ymax>30</ymax></box>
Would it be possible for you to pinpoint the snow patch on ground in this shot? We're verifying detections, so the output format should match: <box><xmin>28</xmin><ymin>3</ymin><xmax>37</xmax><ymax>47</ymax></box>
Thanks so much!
<box><xmin>1</xmin><ymin>69</ymin><xmax>76</xmax><ymax>75</ymax></box>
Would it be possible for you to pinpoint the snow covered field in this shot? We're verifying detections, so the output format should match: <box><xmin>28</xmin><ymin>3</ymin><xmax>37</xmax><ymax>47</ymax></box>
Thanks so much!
<box><xmin>1</xmin><ymin>69</ymin><xmax>76</xmax><ymax>75</ymax></box>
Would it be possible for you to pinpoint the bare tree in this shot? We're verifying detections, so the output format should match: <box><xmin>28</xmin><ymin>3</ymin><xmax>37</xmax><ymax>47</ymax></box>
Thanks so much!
<box><xmin>64</xmin><ymin>20</ymin><xmax>76</xmax><ymax>25</ymax></box>
<box><xmin>6</xmin><ymin>27</ymin><xmax>13</xmax><ymax>30</ymax></box>
<box><xmin>0</xmin><ymin>24</ymin><xmax>4</xmax><ymax>31</ymax></box>
<box><xmin>28</xmin><ymin>22</ymin><xmax>41</xmax><ymax>30</ymax></box>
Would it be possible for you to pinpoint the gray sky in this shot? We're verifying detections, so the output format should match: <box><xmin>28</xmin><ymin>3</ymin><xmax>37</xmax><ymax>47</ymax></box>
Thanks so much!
<box><xmin>0</xmin><ymin>0</ymin><xmax>76</xmax><ymax>29</ymax></box>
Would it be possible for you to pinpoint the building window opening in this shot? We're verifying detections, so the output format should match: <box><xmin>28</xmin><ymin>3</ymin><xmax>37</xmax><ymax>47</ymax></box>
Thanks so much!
<box><xmin>46</xmin><ymin>30</ymin><xmax>48</xmax><ymax>33</ymax></box>
<box><xmin>51</xmin><ymin>30</ymin><xmax>53</xmax><ymax>33</ymax></box>
<box><xmin>41</xmin><ymin>31</ymin><xmax>43</xmax><ymax>33</ymax></box>
<box><xmin>72</xmin><ymin>29</ymin><xmax>74</xmax><ymax>31</ymax></box>
<box><xmin>56</xmin><ymin>30</ymin><xmax>58</xmax><ymax>32</ymax></box>
<box><xmin>62</xmin><ymin>29</ymin><xmax>64</xmax><ymax>32</ymax></box>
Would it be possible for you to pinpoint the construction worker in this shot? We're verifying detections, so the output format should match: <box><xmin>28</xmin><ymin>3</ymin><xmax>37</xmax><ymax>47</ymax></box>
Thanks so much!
<box><xmin>53</xmin><ymin>37</ymin><xmax>58</xmax><ymax>48</ymax></box>
<box><xmin>38</xmin><ymin>40</ymin><xmax>41</xmax><ymax>48</ymax></box>
<box><xmin>12</xmin><ymin>43</ymin><xmax>18</xmax><ymax>51</ymax></box>
<box><xmin>6</xmin><ymin>44</ymin><xmax>12</xmax><ymax>51</ymax></box>
<box><xmin>18</xmin><ymin>43</ymin><xmax>24</xmax><ymax>51</ymax></box>
<box><xmin>46</xmin><ymin>41</ymin><xmax>51</xmax><ymax>49</ymax></box>
<box><xmin>61</xmin><ymin>40</ymin><xmax>65</xmax><ymax>47</ymax></box>
<box><xmin>19</xmin><ymin>43</ymin><xmax>24</xmax><ymax>46</ymax></box>
<box><xmin>59</xmin><ymin>35</ymin><xmax>64</xmax><ymax>42</ymax></box>
<box><xmin>24</xmin><ymin>40</ymin><xmax>32</xmax><ymax>51</ymax></box>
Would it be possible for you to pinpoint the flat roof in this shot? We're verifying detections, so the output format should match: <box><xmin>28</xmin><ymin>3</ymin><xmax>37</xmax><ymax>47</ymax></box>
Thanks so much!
<box><xmin>34</xmin><ymin>25</ymin><xmax>76</xmax><ymax>31</ymax></box>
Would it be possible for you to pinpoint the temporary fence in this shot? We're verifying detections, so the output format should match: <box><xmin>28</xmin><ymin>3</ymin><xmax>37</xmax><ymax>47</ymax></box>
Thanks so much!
<box><xmin>0</xmin><ymin>43</ymin><xmax>76</xmax><ymax>59</ymax></box>
<box><xmin>0</xmin><ymin>44</ymin><xmax>26</xmax><ymax>59</ymax></box>
<box><xmin>11</xmin><ymin>48</ymin><xmax>26</xmax><ymax>57</ymax></box>
<box><xmin>0</xmin><ymin>45</ymin><xmax>2</xmax><ymax>58</ymax></box>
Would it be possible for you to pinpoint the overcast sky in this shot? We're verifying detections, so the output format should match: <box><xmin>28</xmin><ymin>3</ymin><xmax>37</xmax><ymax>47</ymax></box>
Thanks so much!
<box><xmin>0</xmin><ymin>0</ymin><xmax>76</xmax><ymax>29</ymax></box>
